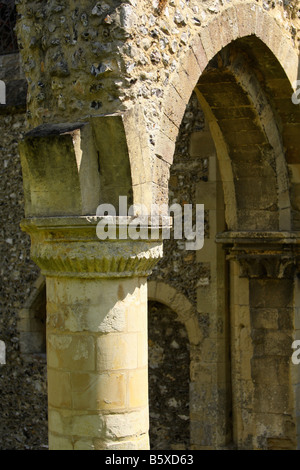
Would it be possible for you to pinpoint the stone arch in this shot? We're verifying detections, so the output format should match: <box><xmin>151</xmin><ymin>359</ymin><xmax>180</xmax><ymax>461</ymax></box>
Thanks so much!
<box><xmin>195</xmin><ymin>40</ymin><xmax>293</xmax><ymax>231</ymax></box>
<box><xmin>148</xmin><ymin>280</ymin><xmax>202</xmax><ymax>345</ymax></box>
<box><xmin>147</xmin><ymin>299</ymin><xmax>190</xmax><ymax>450</ymax></box>
<box><xmin>12</xmin><ymin>0</ymin><xmax>300</xmax><ymax>451</ymax></box>
<box><xmin>155</xmin><ymin>2</ymin><xmax>300</xmax><ymax>229</ymax></box>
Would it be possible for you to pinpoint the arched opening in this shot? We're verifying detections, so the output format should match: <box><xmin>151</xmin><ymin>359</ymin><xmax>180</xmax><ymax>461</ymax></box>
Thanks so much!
<box><xmin>149</xmin><ymin>88</ymin><xmax>230</xmax><ymax>449</ymax></box>
<box><xmin>193</xmin><ymin>39</ymin><xmax>300</xmax><ymax>448</ymax></box>
<box><xmin>195</xmin><ymin>36</ymin><xmax>300</xmax><ymax>232</ymax></box>
<box><xmin>148</xmin><ymin>300</ymin><xmax>190</xmax><ymax>450</ymax></box>
<box><xmin>1</xmin><ymin>0</ymin><xmax>299</xmax><ymax>451</ymax></box>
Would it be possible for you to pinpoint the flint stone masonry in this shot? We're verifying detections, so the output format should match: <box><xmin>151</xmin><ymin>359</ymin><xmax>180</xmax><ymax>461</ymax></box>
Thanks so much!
<box><xmin>14</xmin><ymin>1</ymin><xmax>300</xmax><ymax>126</ymax></box>
<box><xmin>14</xmin><ymin>0</ymin><xmax>300</xmax><ymax>176</ymax></box>
<box><xmin>148</xmin><ymin>301</ymin><xmax>190</xmax><ymax>450</ymax></box>
<box><xmin>0</xmin><ymin>71</ymin><xmax>207</xmax><ymax>451</ymax></box>
<box><xmin>0</xmin><ymin>97</ymin><xmax>48</xmax><ymax>448</ymax></box>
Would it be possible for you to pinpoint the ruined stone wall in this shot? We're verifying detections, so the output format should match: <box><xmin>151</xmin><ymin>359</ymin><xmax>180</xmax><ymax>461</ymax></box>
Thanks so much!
<box><xmin>148</xmin><ymin>92</ymin><xmax>211</xmax><ymax>449</ymax></box>
<box><xmin>148</xmin><ymin>301</ymin><xmax>190</xmax><ymax>450</ymax></box>
<box><xmin>1</xmin><ymin>0</ymin><xmax>300</xmax><ymax>451</ymax></box>
<box><xmin>13</xmin><ymin>0</ymin><xmax>300</xmax><ymax>218</ymax></box>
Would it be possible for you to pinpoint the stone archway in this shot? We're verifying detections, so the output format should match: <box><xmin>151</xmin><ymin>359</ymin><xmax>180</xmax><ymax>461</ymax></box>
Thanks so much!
<box><xmin>147</xmin><ymin>281</ymin><xmax>201</xmax><ymax>450</ymax></box>
<box><xmin>155</xmin><ymin>3</ymin><xmax>300</xmax><ymax>176</ymax></box>
<box><xmin>147</xmin><ymin>299</ymin><xmax>190</xmax><ymax>450</ymax></box>
<box><xmin>194</xmin><ymin>38</ymin><xmax>300</xmax><ymax>450</ymax></box>
<box><xmin>148</xmin><ymin>281</ymin><xmax>202</xmax><ymax>345</ymax></box>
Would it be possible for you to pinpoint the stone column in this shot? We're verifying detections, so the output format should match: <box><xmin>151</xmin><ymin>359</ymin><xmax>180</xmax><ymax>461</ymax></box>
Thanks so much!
<box><xmin>21</xmin><ymin>216</ymin><xmax>163</xmax><ymax>450</ymax></box>
<box><xmin>218</xmin><ymin>231</ymin><xmax>300</xmax><ymax>450</ymax></box>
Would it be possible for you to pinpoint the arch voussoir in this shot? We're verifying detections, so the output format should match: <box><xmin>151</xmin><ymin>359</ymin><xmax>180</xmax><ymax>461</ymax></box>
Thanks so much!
<box><xmin>235</xmin><ymin>2</ymin><xmax>257</xmax><ymax>37</ymax></box>
<box><xmin>215</xmin><ymin>6</ymin><xmax>240</xmax><ymax>49</ymax></box>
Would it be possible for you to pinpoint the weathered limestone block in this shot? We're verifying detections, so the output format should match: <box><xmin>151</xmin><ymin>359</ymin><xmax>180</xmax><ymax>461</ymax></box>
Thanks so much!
<box><xmin>19</xmin><ymin>109</ymin><xmax>161</xmax><ymax>215</ymax></box>
<box><xmin>19</xmin><ymin>122</ymin><xmax>101</xmax><ymax>217</ymax></box>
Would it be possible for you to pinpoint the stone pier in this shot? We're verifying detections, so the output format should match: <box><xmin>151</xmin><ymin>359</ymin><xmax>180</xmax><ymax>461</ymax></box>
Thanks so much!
<box><xmin>218</xmin><ymin>231</ymin><xmax>300</xmax><ymax>450</ymax></box>
<box><xmin>21</xmin><ymin>216</ymin><xmax>163</xmax><ymax>450</ymax></box>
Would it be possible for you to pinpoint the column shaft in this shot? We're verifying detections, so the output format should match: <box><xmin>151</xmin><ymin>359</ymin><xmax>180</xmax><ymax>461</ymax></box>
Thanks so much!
<box><xmin>46</xmin><ymin>276</ymin><xmax>149</xmax><ymax>450</ymax></box>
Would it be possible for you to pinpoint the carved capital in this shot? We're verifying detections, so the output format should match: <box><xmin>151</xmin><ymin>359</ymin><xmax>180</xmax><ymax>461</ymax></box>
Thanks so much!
<box><xmin>21</xmin><ymin>217</ymin><xmax>164</xmax><ymax>279</ymax></box>
<box><xmin>228</xmin><ymin>252</ymin><xmax>296</xmax><ymax>279</ymax></box>
<box><xmin>216</xmin><ymin>231</ymin><xmax>300</xmax><ymax>279</ymax></box>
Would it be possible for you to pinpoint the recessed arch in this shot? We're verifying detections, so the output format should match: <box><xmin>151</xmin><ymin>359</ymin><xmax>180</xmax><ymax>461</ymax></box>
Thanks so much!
<box><xmin>148</xmin><ymin>280</ymin><xmax>208</xmax><ymax>449</ymax></box>
<box><xmin>155</xmin><ymin>6</ymin><xmax>300</xmax><ymax>231</ymax></box>
<box><xmin>195</xmin><ymin>39</ymin><xmax>294</xmax><ymax>231</ymax></box>
<box><xmin>148</xmin><ymin>280</ymin><xmax>202</xmax><ymax>346</ymax></box>
<box><xmin>147</xmin><ymin>299</ymin><xmax>190</xmax><ymax>450</ymax></box>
